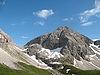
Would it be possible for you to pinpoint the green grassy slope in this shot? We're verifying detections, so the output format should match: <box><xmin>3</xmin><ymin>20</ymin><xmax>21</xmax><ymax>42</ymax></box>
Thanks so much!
<box><xmin>59</xmin><ymin>65</ymin><xmax>100</xmax><ymax>75</ymax></box>
<box><xmin>1</xmin><ymin>62</ymin><xmax>100</xmax><ymax>75</ymax></box>
<box><xmin>0</xmin><ymin>62</ymin><xmax>51</xmax><ymax>75</ymax></box>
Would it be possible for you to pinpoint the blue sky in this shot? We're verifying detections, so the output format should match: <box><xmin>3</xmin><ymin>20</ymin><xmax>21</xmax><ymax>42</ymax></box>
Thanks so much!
<box><xmin>0</xmin><ymin>0</ymin><xmax>100</xmax><ymax>46</ymax></box>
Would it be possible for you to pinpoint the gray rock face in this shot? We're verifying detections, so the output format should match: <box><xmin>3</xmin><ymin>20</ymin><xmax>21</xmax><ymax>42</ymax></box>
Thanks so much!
<box><xmin>26</xmin><ymin>44</ymin><xmax>42</xmax><ymax>56</ymax></box>
<box><xmin>0</xmin><ymin>29</ymin><xmax>52</xmax><ymax>70</ymax></box>
<box><xmin>94</xmin><ymin>40</ymin><xmax>100</xmax><ymax>48</ymax></box>
<box><xmin>25</xmin><ymin>26</ymin><xmax>94</xmax><ymax>61</ymax></box>
<box><xmin>0</xmin><ymin>30</ymin><xmax>12</xmax><ymax>47</ymax></box>
<box><xmin>94</xmin><ymin>40</ymin><xmax>100</xmax><ymax>45</ymax></box>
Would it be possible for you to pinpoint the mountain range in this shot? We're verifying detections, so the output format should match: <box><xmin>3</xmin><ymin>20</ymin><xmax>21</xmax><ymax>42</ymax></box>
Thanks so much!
<box><xmin>0</xmin><ymin>26</ymin><xmax>100</xmax><ymax>75</ymax></box>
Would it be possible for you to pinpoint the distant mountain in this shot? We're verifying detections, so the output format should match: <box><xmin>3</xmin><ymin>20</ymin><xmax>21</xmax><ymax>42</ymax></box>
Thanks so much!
<box><xmin>25</xmin><ymin>26</ymin><xmax>100</xmax><ymax>70</ymax></box>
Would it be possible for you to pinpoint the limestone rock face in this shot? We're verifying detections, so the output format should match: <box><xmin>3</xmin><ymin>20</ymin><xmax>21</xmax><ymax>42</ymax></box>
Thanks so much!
<box><xmin>0</xmin><ymin>29</ymin><xmax>49</xmax><ymax>70</ymax></box>
<box><xmin>0</xmin><ymin>30</ymin><xmax>12</xmax><ymax>46</ymax></box>
<box><xmin>25</xmin><ymin>26</ymin><xmax>94</xmax><ymax>61</ymax></box>
<box><xmin>26</xmin><ymin>44</ymin><xmax>42</xmax><ymax>56</ymax></box>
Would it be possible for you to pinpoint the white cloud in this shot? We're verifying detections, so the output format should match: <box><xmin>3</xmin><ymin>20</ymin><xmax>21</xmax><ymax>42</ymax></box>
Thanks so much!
<box><xmin>11</xmin><ymin>24</ymin><xmax>16</xmax><ymax>26</ymax></box>
<box><xmin>63</xmin><ymin>18</ymin><xmax>69</xmax><ymax>21</ymax></box>
<box><xmin>96</xmin><ymin>14</ymin><xmax>100</xmax><ymax>17</ymax></box>
<box><xmin>81</xmin><ymin>21</ymin><xmax>93</xmax><ymax>26</ymax></box>
<box><xmin>70</xmin><ymin>17</ymin><xmax>73</xmax><ymax>20</ymax></box>
<box><xmin>63</xmin><ymin>17</ymin><xmax>73</xmax><ymax>21</ymax></box>
<box><xmin>33</xmin><ymin>9</ymin><xmax>54</xmax><ymax>19</ymax></box>
<box><xmin>0</xmin><ymin>0</ymin><xmax>6</xmax><ymax>5</ymax></box>
<box><xmin>95</xmin><ymin>0</ymin><xmax>100</xmax><ymax>8</ymax></box>
<box><xmin>35</xmin><ymin>21</ymin><xmax>45</xmax><ymax>26</ymax></box>
<box><xmin>20</xmin><ymin>36</ymin><xmax>29</xmax><ymax>39</ymax></box>
<box><xmin>79</xmin><ymin>0</ymin><xmax>100</xmax><ymax>23</ymax></box>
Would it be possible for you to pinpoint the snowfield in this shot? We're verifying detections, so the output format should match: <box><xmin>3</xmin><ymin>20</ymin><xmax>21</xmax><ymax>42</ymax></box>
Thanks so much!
<box><xmin>37</xmin><ymin>48</ymin><xmax>64</xmax><ymax>59</ymax></box>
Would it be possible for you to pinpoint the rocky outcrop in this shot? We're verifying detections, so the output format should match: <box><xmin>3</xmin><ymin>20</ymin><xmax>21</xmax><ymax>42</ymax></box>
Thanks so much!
<box><xmin>0</xmin><ymin>29</ymin><xmax>12</xmax><ymax>46</ymax></box>
<box><xmin>0</xmin><ymin>29</ymin><xmax>50</xmax><ymax>70</ymax></box>
<box><xmin>94</xmin><ymin>40</ymin><xmax>100</xmax><ymax>47</ymax></box>
<box><xmin>25</xmin><ymin>26</ymin><xmax>94</xmax><ymax>61</ymax></box>
<box><xmin>26</xmin><ymin>44</ymin><xmax>42</xmax><ymax>56</ymax></box>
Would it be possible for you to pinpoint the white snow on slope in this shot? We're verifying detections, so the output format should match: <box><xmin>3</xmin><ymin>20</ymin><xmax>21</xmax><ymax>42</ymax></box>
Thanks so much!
<box><xmin>73</xmin><ymin>58</ymin><xmax>77</xmax><ymax>66</ymax></box>
<box><xmin>73</xmin><ymin>57</ymin><xmax>100</xmax><ymax>70</ymax></box>
<box><xmin>73</xmin><ymin>43</ymin><xmax>100</xmax><ymax>70</ymax></box>
<box><xmin>89</xmin><ymin>62</ymin><xmax>100</xmax><ymax>69</ymax></box>
<box><xmin>51</xmin><ymin>48</ymin><xmax>62</xmax><ymax>53</ymax></box>
<box><xmin>18</xmin><ymin>46</ymin><xmax>63</xmax><ymax>69</ymax></box>
<box><xmin>22</xmin><ymin>47</ymin><xmax>63</xmax><ymax>69</ymax></box>
<box><xmin>89</xmin><ymin>44</ymin><xmax>100</xmax><ymax>55</ymax></box>
<box><xmin>90</xmin><ymin>43</ymin><xmax>100</xmax><ymax>49</ymax></box>
<box><xmin>38</xmin><ymin>48</ymin><xmax>63</xmax><ymax>59</ymax></box>
<box><xmin>0</xmin><ymin>43</ymin><xmax>52</xmax><ymax>70</ymax></box>
<box><xmin>30</xmin><ymin>55</ymin><xmax>52</xmax><ymax>69</ymax></box>
<box><xmin>89</xmin><ymin>54</ymin><xmax>96</xmax><ymax>60</ymax></box>
<box><xmin>50</xmin><ymin>62</ymin><xmax>62</xmax><ymax>64</ymax></box>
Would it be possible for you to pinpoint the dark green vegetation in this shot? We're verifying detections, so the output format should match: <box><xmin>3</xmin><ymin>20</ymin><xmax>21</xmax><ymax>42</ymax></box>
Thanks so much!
<box><xmin>59</xmin><ymin>65</ymin><xmax>100</xmax><ymax>75</ymax></box>
<box><xmin>0</xmin><ymin>62</ymin><xmax>51</xmax><ymax>75</ymax></box>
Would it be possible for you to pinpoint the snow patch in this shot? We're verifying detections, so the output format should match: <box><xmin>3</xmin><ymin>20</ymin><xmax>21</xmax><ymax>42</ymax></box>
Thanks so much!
<box><xmin>73</xmin><ymin>58</ymin><xmax>84</xmax><ymax>68</ymax></box>
<box><xmin>89</xmin><ymin>44</ymin><xmax>100</xmax><ymax>55</ymax></box>
<box><xmin>90</xmin><ymin>43</ymin><xmax>100</xmax><ymax>49</ymax></box>
<box><xmin>57</xmin><ymin>38</ymin><xmax>59</xmax><ymax>40</ymax></box>
<box><xmin>89</xmin><ymin>54</ymin><xmax>96</xmax><ymax>60</ymax></box>
<box><xmin>23</xmin><ymin>48</ymin><xmax>28</xmax><ymax>51</ymax></box>
<box><xmin>51</xmin><ymin>48</ymin><xmax>62</xmax><ymax>53</ymax></box>
<box><xmin>89</xmin><ymin>62</ymin><xmax>100</xmax><ymax>69</ymax></box>
<box><xmin>73</xmin><ymin>58</ymin><xmax>77</xmax><ymax>66</ymax></box>
<box><xmin>50</xmin><ymin>62</ymin><xmax>62</xmax><ymax>64</ymax></box>
<box><xmin>38</xmin><ymin>48</ymin><xmax>63</xmax><ymax>59</ymax></box>
<box><xmin>30</xmin><ymin>55</ymin><xmax>52</xmax><ymax>69</ymax></box>
<box><xmin>66</xmin><ymin>69</ymin><xmax>71</xmax><ymax>73</ymax></box>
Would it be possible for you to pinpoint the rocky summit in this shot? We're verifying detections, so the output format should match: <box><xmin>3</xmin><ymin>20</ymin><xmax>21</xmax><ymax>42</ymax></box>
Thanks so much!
<box><xmin>25</xmin><ymin>26</ymin><xmax>93</xmax><ymax>61</ymax></box>
<box><xmin>25</xmin><ymin>26</ymin><xmax>100</xmax><ymax>70</ymax></box>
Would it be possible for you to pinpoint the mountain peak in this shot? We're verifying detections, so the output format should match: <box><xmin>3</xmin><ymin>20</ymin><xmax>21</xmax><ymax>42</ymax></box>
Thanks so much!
<box><xmin>25</xmin><ymin>25</ymin><xmax>98</xmax><ymax>70</ymax></box>
<box><xmin>57</xmin><ymin>26</ymin><xmax>69</xmax><ymax>31</ymax></box>
<box><xmin>25</xmin><ymin>25</ymin><xmax>93</xmax><ymax>59</ymax></box>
